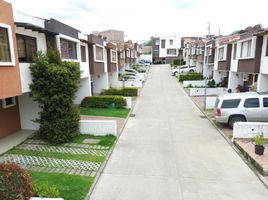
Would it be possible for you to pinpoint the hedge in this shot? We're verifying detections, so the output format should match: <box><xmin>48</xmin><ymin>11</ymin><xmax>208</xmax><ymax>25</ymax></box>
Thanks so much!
<box><xmin>178</xmin><ymin>73</ymin><xmax>204</xmax><ymax>82</ymax></box>
<box><xmin>81</xmin><ymin>95</ymin><xmax>127</xmax><ymax>109</ymax></box>
<box><xmin>100</xmin><ymin>87</ymin><xmax>138</xmax><ymax>97</ymax></box>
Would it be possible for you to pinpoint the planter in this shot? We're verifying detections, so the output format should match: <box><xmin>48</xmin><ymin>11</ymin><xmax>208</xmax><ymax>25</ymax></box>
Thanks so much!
<box><xmin>255</xmin><ymin>145</ymin><xmax>265</xmax><ymax>155</ymax></box>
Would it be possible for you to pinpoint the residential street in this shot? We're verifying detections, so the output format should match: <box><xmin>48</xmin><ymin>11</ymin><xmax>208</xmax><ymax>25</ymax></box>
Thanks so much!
<box><xmin>89</xmin><ymin>64</ymin><xmax>268</xmax><ymax>200</ymax></box>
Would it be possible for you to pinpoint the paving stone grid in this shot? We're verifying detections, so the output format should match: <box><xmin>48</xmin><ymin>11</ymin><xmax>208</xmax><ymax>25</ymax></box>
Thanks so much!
<box><xmin>17</xmin><ymin>143</ymin><xmax>109</xmax><ymax>156</ymax></box>
<box><xmin>0</xmin><ymin>139</ymin><xmax>110</xmax><ymax>177</ymax></box>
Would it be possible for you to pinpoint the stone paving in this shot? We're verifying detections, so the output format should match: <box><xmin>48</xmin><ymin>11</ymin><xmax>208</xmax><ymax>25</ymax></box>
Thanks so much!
<box><xmin>0</xmin><ymin>138</ymin><xmax>110</xmax><ymax>177</ymax></box>
<box><xmin>24</xmin><ymin>139</ymin><xmax>110</xmax><ymax>150</ymax></box>
<box><xmin>17</xmin><ymin>143</ymin><xmax>108</xmax><ymax>156</ymax></box>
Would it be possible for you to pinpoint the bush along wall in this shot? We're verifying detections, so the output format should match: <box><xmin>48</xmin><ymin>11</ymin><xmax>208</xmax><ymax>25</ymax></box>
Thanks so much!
<box><xmin>100</xmin><ymin>87</ymin><xmax>138</xmax><ymax>97</ymax></box>
<box><xmin>178</xmin><ymin>73</ymin><xmax>204</xmax><ymax>82</ymax></box>
<box><xmin>30</xmin><ymin>50</ymin><xmax>81</xmax><ymax>144</ymax></box>
<box><xmin>81</xmin><ymin>96</ymin><xmax>127</xmax><ymax>109</ymax></box>
<box><xmin>0</xmin><ymin>163</ymin><xmax>33</xmax><ymax>200</ymax></box>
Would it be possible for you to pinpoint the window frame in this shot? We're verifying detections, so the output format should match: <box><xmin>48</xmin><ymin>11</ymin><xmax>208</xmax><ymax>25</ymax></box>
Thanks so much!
<box><xmin>169</xmin><ymin>39</ymin><xmax>173</xmax><ymax>45</ymax></box>
<box><xmin>94</xmin><ymin>44</ymin><xmax>105</xmax><ymax>62</ymax></box>
<box><xmin>166</xmin><ymin>48</ymin><xmax>177</xmax><ymax>56</ymax></box>
<box><xmin>110</xmin><ymin>49</ymin><xmax>117</xmax><ymax>63</ymax></box>
<box><xmin>161</xmin><ymin>39</ymin><xmax>166</xmax><ymax>49</ymax></box>
<box><xmin>0</xmin><ymin>23</ymin><xmax>15</xmax><ymax>66</ymax></box>
<box><xmin>2</xmin><ymin>97</ymin><xmax>16</xmax><ymax>108</ymax></box>
<box><xmin>218</xmin><ymin>46</ymin><xmax>225</xmax><ymax>61</ymax></box>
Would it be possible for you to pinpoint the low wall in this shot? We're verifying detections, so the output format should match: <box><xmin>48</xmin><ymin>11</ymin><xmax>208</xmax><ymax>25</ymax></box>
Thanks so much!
<box><xmin>110</xmin><ymin>80</ymin><xmax>143</xmax><ymax>88</ymax></box>
<box><xmin>183</xmin><ymin>80</ymin><xmax>205</xmax><ymax>87</ymax></box>
<box><xmin>190</xmin><ymin>87</ymin><xmax>227</xmax><ymax>96</ymax></box>
<box><xmin>124</xmin><ymin>97</ymin><xmax>132</xmax><ymax>109</ymax></box>
<box><xmin>205</xmin><ymin>96</ymin><xmax>217</xmax><ymax>109</ymax></box>
<box><xmin>233</xmin><ymin>122</ymin><xmax>268</xmax><ymax>140</ymax></box>
<box><xmin>80</xmin><ymin>120</ymin><xmax>117</xmax><ymax>136</ymax></box>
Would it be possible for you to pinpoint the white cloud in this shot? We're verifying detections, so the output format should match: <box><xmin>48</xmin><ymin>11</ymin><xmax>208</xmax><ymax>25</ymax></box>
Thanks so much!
<box><xmin>6</xmin><ymin>0</ymin><xmax>268</xmax><ymax>43</ymax></box>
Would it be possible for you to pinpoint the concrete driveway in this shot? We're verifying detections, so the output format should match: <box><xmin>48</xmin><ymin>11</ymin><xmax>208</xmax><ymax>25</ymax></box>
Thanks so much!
<box><xmin>89</xmin><ymin>64</ymin><xmax>268</xmax><ymax>200</ymax></box>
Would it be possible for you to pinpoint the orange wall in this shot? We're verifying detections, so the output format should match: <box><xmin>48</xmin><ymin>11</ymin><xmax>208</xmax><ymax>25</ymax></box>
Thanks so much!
<box><xmin>0</xmin><ymin>0</ymin><xmax>22</xmax><ymax>99</ymax></box>
<box><xmin>0</xmin><ymin>98</ymin><xmax>21</xmax><ymax>138</ymax></box>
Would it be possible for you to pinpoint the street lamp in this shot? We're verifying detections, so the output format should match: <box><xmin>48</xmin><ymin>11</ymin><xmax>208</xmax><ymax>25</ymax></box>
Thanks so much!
<box><xmin>204</xmin><ymin>22</ymin><xmax>210</xmax><ymax>110</ymax></box>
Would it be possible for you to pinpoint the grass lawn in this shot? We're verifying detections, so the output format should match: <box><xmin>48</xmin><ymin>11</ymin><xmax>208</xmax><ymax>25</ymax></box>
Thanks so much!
<box><xmin>72</xmin><ymin>134</ymin><xmax>116</xmax><ymax>146</ymax></box>
<box><xmin>31</xmin><ymin>172</ymin><xmax>93</xmax><ymax>200</ymax></box>
<box><xmin>80</xmin><ymin>107</ymin><xmax>130</xmax><ymax>118</ymax></box>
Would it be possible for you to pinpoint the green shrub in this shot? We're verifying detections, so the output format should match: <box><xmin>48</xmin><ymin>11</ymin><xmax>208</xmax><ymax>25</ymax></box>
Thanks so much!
<box><xmin>33</xmin><ymin>182</ymin><xmax>60</xmax><ymax>198</ymax></box>
<box><xmin>101</xmin><ymin>87</ymin><xmax>138</xmax><ymax>97</ymax></box>
<box><xmin>0</xmin><ymin>163</ymin><xmax>33</xmax><ymax>200</ymax></box>
<box><xmin>255</xmin><ymin>133</ymin><xmax>266</xmax><ymax>145</ymax></box>
<box><xmin>207</xmin><ymin>79</ymin><xmax>216</xmax><ymax>88</ymax></box>
<box><xmin>179</xmin><ymin>73</ymin><xmax>204</xmax><ymax>82</ymax></box>
<box><xmin>173</xmin><ymin>59</ymin><xmax>185</xmax><ymax>66</ymax></box>
<box><xmin>30</xmin><ymin>50</ymin><xmax>81</xmax><ymax>144</ymax></box>
<box><xmin>81</xmin><ymin>96</ymin><xmax>127</xmax><ymax>109</ymax></box>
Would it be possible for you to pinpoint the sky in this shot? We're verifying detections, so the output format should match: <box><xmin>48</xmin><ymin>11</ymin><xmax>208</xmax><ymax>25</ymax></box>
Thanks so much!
<box><xmin>6</xmin><ymin>0</ymin><xmax>268</xmax><ymax>44</ymax></box>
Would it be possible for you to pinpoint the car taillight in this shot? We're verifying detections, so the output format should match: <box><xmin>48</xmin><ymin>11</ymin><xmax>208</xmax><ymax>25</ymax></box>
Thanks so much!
<box><xmin>216</xmin><ymin>108</ymin><xmax>221</xmax><ymax>116</ymax></box>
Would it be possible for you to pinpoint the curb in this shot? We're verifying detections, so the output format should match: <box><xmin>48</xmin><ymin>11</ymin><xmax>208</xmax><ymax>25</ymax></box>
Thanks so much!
<box><xmin>178</xmin><ymin>83</ymin><xmax>268</xmax><ymax>190</ymax></box>
<box><xmin>85</xmin><ymin>69</ymin><xmax>149</xmax><ymax>200</ymax></box>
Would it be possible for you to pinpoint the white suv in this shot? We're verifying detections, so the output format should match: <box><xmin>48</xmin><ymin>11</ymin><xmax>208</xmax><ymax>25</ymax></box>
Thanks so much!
<box><xmin>215</xmin><ymin>92</ymin><xmax>268</xmax><ymax>128</ymax></box>
<box><xmin>172</xmin><ymin>65</ymin><xmax>196</xmax><ymax>76</ymax></box>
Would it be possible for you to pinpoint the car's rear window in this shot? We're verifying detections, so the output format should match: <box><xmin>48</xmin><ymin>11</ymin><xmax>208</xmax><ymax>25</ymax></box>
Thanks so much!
<box><xmin>221</xmin><ymin>99</ymin><xmax>241</xmax><ymax>108</ymax></box>
<box><xmin>244</xmin><ymin>98</ymin><xmax>259</xmax><ymax>108</ymax></box>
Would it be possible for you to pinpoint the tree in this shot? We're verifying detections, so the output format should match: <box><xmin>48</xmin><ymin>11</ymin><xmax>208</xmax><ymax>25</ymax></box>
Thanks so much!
<box><xmin>30</xmin><ymin>49</ymin><xmax>81</xmax><ymax>144</ymax></box>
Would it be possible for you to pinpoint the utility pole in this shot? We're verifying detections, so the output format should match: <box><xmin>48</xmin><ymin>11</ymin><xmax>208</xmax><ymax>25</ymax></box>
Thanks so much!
<box><xmin>204</xmin><ymin>22</ymin><xmax>210</xmax><ymax>110</ymax></box>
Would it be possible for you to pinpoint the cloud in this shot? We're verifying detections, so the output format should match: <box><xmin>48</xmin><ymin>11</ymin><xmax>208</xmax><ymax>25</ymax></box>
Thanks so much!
<box><xmin>5</xmin><ymin>0</ymin><xmax>268</xmax><ymax>43</ymax></box>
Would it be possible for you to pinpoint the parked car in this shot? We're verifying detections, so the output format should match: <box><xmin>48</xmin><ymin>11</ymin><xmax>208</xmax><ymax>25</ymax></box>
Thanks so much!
<box><xmin>171</xmin><ymin>65</ymin><xmax>196</xmax><ymax>76</ymax></box>
<box><xmin>214</xmin><ymin>92</ymin><xmax>268</xmax><ymax>128</ymax></box>
<box><xmin>122</xmin><ymin>75</ymin><xmax>140</xmax><ymax>81</ymax></box>
<box><xmin>138</xmin><ymin>61</ymin><xmax>150</xmax><ymax>66</ymax></box>
<box><xmin>124</xmin><ymin>71</ymin><xmax>144</xmax><ymax>81</ymax></box>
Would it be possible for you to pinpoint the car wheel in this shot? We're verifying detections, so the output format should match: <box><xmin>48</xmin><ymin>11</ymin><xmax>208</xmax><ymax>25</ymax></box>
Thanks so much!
<box><xmin>189</xmin><ymin>70</ymin><xmax>194</xmax><ymax>73</ymax></box>
<box><xmin>174</xmin><ymin>72</ymin><xmax>178</xmax><ymax>76</ymax></box>
<box><xmin>228</xmin><ymin>116</ymin><xmax>246</xmax><ymax>129</ymax></box>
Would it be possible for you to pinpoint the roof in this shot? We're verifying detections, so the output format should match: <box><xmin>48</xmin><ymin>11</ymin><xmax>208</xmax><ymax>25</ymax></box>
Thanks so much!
<box><xmin>15</xmin><ymin>22</ymin><xmax>58</xmax><ymax>35</ymax></box>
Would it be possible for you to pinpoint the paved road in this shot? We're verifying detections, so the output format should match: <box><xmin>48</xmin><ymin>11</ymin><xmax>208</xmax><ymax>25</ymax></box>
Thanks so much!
<box><xmin>89</xmin><ymin>65</ymin><xmax>268</xmax><ymax>200</ymax></box>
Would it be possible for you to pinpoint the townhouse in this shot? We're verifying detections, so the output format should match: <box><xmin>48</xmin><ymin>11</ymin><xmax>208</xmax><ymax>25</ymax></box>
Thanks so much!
<box><xmin>182</xmin><ymin>37</ymin><xmax>205</xmax><ymax>72</ymax></box>
<box><xmin>152</xmin><ymin>36</ymin><xmax>181</xmax><ymax>64</ymax></box>
<box><xmin>224</xmin><ymin>26</ymin><xmax>263</xmax><ymax>92</ymax></box>
<box><xmin>88</xmin><ymin>34</ymin><xmax>109</xmax><ymax>94</ymax></box>
<box><xmin>0</xmin><ymin>1</ymin><xmax>22</xmax><ymax>138</ymax></box>
<box><xmin>257</xmin><ymin>29</ymin><xmax>268</xmax><ymax>92</ymax></box>
<box><xmin>213</xmin><ymin>35</ymin><xmax>239</xmax><ymax>87</ymax></box>
<box><xmin>203</xmin><ymin>36</ymin><xmax>217</xmax><ymax>78</ymax></box>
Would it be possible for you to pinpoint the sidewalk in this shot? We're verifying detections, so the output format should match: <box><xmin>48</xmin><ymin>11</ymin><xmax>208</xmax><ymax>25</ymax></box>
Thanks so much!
<box><xmin>89</xmin><ymin>64</ymin><xmax>268</xmax><ymax>200</ymax></box>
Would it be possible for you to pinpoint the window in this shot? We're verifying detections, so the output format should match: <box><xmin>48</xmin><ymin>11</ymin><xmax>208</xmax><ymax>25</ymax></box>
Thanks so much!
<box><xmin>233</xmin><ymin>43</ymin><xmax>237</xmax><ymax>60</ymax></box>
<box><xmin>80</xmin><ymin>45</ymin><xmax>86</xmax><ymax>62</ymax></box>
<box><xmin>263</xmin><ymin>98</ymin><xmax>268</xmax><ymax>107</ymax></box>
<box><xmin>167</xmin><ymin>49</ymin><xmax>176</xmax><ymax>55</ymax></box>
<box><xmin>126</xmin><ymin>49</ymin><xmax>130</xmax><ymax>58</ymax></box>
<box><xmin>169</xmin><ymin>39</ymin><xmax>173</xmax><ymax>45</ymax></box>
<box><xmin>266</xmin><ymin>37</ymin><xmax>268</xmax><ymax>57</ymax></box>
<box><xmin>60</xmin><ymin>38</ymin><xmax>77</xmax><ymax>60</ymax></box>
<box><xmin>240</xmin><ymin>40</ymin><xmax>252</xmax><ymax>58</ymax></box>
<box><xmin>161</xmin><ymin>40</ymin><xmax>165</xmax><ymax>48</ymax></box>
<box><xmin>120</xmin><ymin>51</ymin><xmax>124</xmax><ymax>59</ymax></box>
<box><xmin>0</xmin><ymin>27</ymin><xmax>11</xmax><ymax>62</ymax></box>
<box><xmin>95</xmin><ymin>45</ymin><xmax>104</xmax><ymax>61</ymax></box>
<box><xmin>218</xmin><ymin>47</ymin><xmax>224</xmax><ymax>60</ymax></box>
<box><xmin>206</xmin><ymin>46</ymin><xmax>212</xmax><ymax>56</ymax></box>
<box><xmin>244</xmin><ymin>98</ymin><xmax>259</xmax><ymax>108</ymax></box>
<box><xmin>155</xmin><ymin>39</ymin><xmax>159</xmax><ymax>45</ymax></box>
<box><xmin>2</xmin><ymin>97</ymin><xmax>16</xmax><ymax>108</ymax></box>
<box><xmin>16</xmin><ymin>34</ymin><xmax>37</xmax><ymax>62</ymax></box>
<box><xmin>221</xmin><ymin>99</ymin><xmax>241</xmax><ymax>109</ymax></box>
<box><xmin>111</xmin><ymin>50</ymin><xmax>117</xmax><ymax>63</ymax></box>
